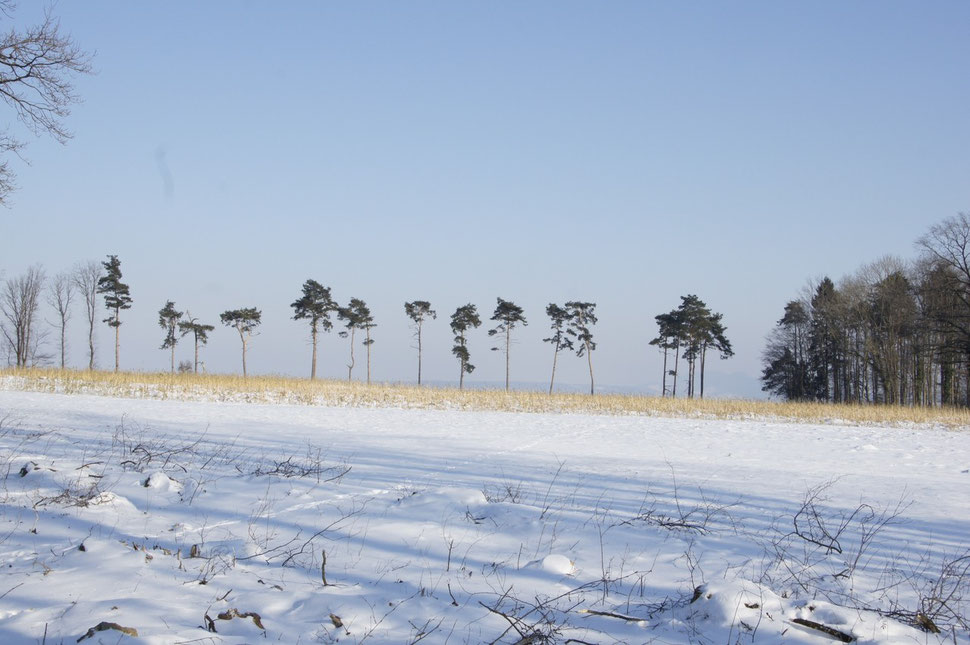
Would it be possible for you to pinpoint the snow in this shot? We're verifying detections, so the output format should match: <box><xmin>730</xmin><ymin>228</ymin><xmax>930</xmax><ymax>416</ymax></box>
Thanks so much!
<box><xmin>0</xmin><ymin>389</ymin><xmax>968</xmax><ymax>644</ymax></box>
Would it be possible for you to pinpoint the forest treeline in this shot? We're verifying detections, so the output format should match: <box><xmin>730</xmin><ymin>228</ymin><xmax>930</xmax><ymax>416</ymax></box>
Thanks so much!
<box><xmin>0</xmin><ymin>257</ymin><xmax>732</xmax><ymax>397</ymax></box>
<box><xmin>762</xmin><ymin>213</ymin><xmax>970</xmax><ymax>407</ymax></box>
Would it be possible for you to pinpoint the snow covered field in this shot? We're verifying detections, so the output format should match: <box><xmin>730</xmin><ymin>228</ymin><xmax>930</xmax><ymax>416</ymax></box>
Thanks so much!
<box><xmin>0</xmin><ymin>390</ymin><xmax>967</xmax><ymax>644</ymax></box>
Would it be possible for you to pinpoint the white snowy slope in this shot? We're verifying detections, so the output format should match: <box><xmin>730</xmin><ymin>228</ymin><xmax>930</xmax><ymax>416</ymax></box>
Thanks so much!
<box><xmin>0</xmin><ymin>390</ymin><xmax>968</xmax><ymax>644</ymax></box>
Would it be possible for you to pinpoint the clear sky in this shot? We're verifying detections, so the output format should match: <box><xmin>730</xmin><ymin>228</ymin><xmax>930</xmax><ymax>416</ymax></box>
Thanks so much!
<box><xmin>1</xmin><ymin>2</ymin><xmax>967</xmax><ymax>396</ymax></box>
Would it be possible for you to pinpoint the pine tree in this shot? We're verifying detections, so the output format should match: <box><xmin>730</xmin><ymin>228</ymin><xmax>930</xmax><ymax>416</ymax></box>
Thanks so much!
<box><xmin>543</xmin><ymin>303</ymin><xmax>573</xmax><ymax>394</ymax></box>
<box><xmin>809</xmin><ymin>278</ymin><xmax>842</xmax><ymax>402</ymax></box>
<box><xmin>698</xmin><ymin>311</ymin><xmax>733</xmax><ymax>398</ymax></box>
<box><xmin>96</xmin><ymin>255</ymin><xmax>132</xmax><ymax>372</ymax></box>
<box><xmin>291</xmin><ymin>279</ymin><xmax>336</xmax><ymax>380</ymax></box>
<box><xmin>158</xmin><ymin>301</ymin><xmax>183</xmax><ymax>374</ymax></box>
<box><xmin>362</xmin><ymin>311</ymin><xmax>376</xmax><ymax>385</ymax></box>
<box><xmin>220</xmin><ymin>307</ymin><xmax>261</xmax><ymax>377</ymax></box>
<box><xmin>676</xmin><ymin>295</ymin><xmax>711</xmax><ymax>398</ymax></box>
<box><xmin>405</xmin><ymin>300</ymin><xmax>436</xmax><ymax>385</ymax></box>
<box><xmin>488</xmin><ymin>298</ymin><xmax>527</xmax><ymax>392</ymax></box>
<box><xmin>565</xmin><ymin>301</ymin><xmax>597</xmax><ymax>395</ymax></box>
<box><xmin>337</xmin><ymin>298</ymin><xmax>373</xmax><ymax>382</ymax></box>
<box><xmin>178</xmin><ymin>312</ymin><xmax>214</xmax><ymax>374</ymax></box>
<box><xmin>762</xmin><ymin>301</ymin><xmax>810</xmax><ymax>400</ymax></box>
<box><xmin>450</xmin><ymin>304</ymin><xmax>481</xmax><ymax>389</ymax></box>
<box><xmin>649</xmin><ymin>311</ymin><xmax>682</xmax><ymax>397</ymax></box>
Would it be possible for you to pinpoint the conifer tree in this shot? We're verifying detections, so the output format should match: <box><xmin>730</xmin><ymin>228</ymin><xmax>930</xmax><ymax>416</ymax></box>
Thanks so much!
<box><xmin>565</xmin><ymin>301</ymin><xmax>597</xmax><ymax>395</ymax></box>
<box><xmin>698</xmin><ymin>311</ymin><xmax>733</xmax><ymax>398</ymax></box>
<box><xmin>178</xmin><ymin>312</ymin><xmax>215</xmax><ymax>374</ymax></box>
<box><xmin>291</xmin><ymin>279</ymin><xmax>336</xmax><ymax>380</ymax></box>
<box><xmin>337</xmin><ymin>298</ymin><xmax>373</xmax><ymax>381</ymax></box>
<box><xmin>450</xmin><ymin>304</ymin><xmax>481</xmax><ymax>389</ymax></box>
<box><xmin>158</xmin><ymin>300</ymin><xmax>183</xmax><ymax>374</ymax></box>
<box><xmin>649</xmin><ymin>311</ymin><xmax>682</xmax><ymax>397</ymax></box>
<box><xmin>488</xmin><ymin>298</ymin><xmax>527</xmax><ymax>392</ymax></box>
<box><xmin>220</xmin><ymin>307</ymin><xmax>261</xmax><ymax>377</ymax></box>
<box><xmin>676</xmin><ymin>295</ymin><xmax>711</xmax><ymax>398</ymax></box>
<box><xmin>404</xmin><ymin>300</ymin><xmax>436</xmax><ymax>385</ymax></box>
<box><xmin>96</xmin><ymin>255</ymin><xmax>132</xmax><ymax>372</ymax></box>
<box><xmin>543</xmin><ymin>303</ymin><xmax>573</xmax><ymax>394</ymax></box>
<box><xmin>362</xmin><ymin>310</ymin><xmax>376</xmax><ymax>385</ymax></box>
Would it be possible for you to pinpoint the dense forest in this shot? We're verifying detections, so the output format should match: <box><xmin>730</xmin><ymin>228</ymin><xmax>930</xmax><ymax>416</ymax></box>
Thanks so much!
<box><xmin>762</xmin><ymin>213</ymin><xmax>970</xmax><ymax>407</ymax></box>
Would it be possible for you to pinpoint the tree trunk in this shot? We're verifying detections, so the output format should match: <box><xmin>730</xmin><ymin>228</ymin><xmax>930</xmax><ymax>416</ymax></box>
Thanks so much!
<box><xmin>505</xmin><ymin>326</ymin><xmax>511</xmax><ymax>392</ymax></box>
<box><xmin>586</xmin><ymin>338</ymin><xmax>595</xmax><ymax>395</ymax></box>
<box><xmin>549</xmin><ymin>345</ymin><xmax>558</xmax><ymax>395</ymax></box>
<box><xmin>685</xmin><ymin>350</ymin><xmax>694</xmax><ymax>399</ymax></box>
<box><xmin>310</xmin><ymin>323</ymin><xmax>318</xmax><ymax>380</ymax></box>
<box><xmin>194</xmin><ymin>335</ymin><xmax>200</xmax><ymax>374</ymax></box>
<box><xmin>700</xmin><ymin>342</ymin><xmax>707</xmax><ymax>399</ymax></box>
<box><xmin>241</xmin><ymin>334</ymin><xmax>248</xmax><ymax>377</ymax></box>
<box><xmin>417</xmin><ymin>323</ymin><xmax>423</xmax><ymax>385</ymax></box>
<box><xmin>114</xmin><ymin>310</ymin><xmax>120</xmax><ymax>372</ymax></box>
<box><xmin>366</xmin><ymin>327</ymin><xmax>372</xmax><ymax>384</ymax></box>
<box><xmin>60</xmin><ymin>319</ymin><xmax>67</xmax><ymax>369</ymax></box>
<box><xmin>459</xmin><ymin>331</ymin><xmax>465</xmax><ymax>389</ymax></box>
<box><xmin>346</xmin><ymin>329</ymin><xmax>355</xmax><ymax>380</ymax></box>
<box><xmin>672</xmin><ymin>340</ymin><xmax>680</xmax><ymax>397</ymax></box>
<box><xmin>170</xmin><ymin>339</ymin><xmax>175</xmax><ymax>374</ymax></box>
<box><xmin>88</xmin><ymin>321</ymin><xmax>95</xmax><ymax>370</ymax></box>
<box><xmin>661</xmin><ymin>341</ymin><xmax>668</xmax><ymax>397</ymax></box>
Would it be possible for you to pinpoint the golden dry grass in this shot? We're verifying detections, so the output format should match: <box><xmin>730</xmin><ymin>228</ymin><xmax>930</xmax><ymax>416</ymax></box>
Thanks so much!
<box><xmin>2</xmin><ymin>367</ymin><xmax>968</xmax><ymax>428</ymax></box>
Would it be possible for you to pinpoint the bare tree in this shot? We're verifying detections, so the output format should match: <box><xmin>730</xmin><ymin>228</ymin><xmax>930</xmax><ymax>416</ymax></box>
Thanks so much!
<box><xmin>46</xmin><ymin>270</ymin><xmax>74</xmax><ymax>368</ymax></box>
<box><xmin>0</xmin><ymin>265</ymin><xmax>46</xmax><ymax>366</ymax></box>
<box><xmin>0</xmin><ymin>3</ymin><xmax>93</xmax><ymax>204</ymax></box>
<box><xmin>72</xmin><ymin>260</ymin><xmax>102</xmax><ymax>370</ymax></box>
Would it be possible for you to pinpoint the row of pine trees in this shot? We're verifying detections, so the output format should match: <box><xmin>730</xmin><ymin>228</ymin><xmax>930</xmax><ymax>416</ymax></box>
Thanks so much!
<box><xmin>3</xmin><ymin>254</ymin><xmax>737</xmax><ymax>397</ymax></box>
<box><xmin>1</xmin><ymin>256</ymin><xmax>611</xmax><ymax>393</ymax></box>
<box><xmin>762</xmin><ymin>213</ymin><xmax>970</xmax><ymax>407</ymax></box>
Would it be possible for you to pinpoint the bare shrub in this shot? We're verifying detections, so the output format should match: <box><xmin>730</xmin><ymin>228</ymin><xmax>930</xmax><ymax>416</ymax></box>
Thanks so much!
<box><xmin>248</xmin><ymin>442</ymin><xmax>350</xmax><ymax>483</ymax></box>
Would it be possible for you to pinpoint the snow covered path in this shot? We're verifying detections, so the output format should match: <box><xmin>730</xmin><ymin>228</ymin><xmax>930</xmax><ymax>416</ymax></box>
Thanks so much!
<box><xmin>0</xmin><ymin>390</ymin><xmax>967</xmax><ymax>643</ymax></box>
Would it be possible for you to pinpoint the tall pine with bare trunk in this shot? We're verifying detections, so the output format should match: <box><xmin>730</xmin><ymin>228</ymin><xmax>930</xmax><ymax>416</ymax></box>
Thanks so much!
<box><xmin>450</xmin><ymin>304</ymin><xmax>481</xmax><ymax>389</ymax></box>
<box><xmin>178</xmin><ymin>313</ymin><xmax>214</xmax><ymax>374</ymax></box>
<box><xmin>337</xmin><ymin>298</ymin><xmax>372</xmax><ymax>382</ymax></box>
<box><xmin>543</xmin><ymin>304</ymin><xmax>573</xmax><ymax>394</ymax></box>
<box><xmin>291</xmin><ymin>280</ymin><xmax>336</xmax><ymax>380</ymax></box>
<box><xmin>405</xmin><ymin>300</ymin><xmax>436</xmax><ymax>385</ymax></box>
<box><xmin>158</xmin><ymin>301</ymin><xmax>183</xmax><ymax>373</ymax></box>
<box><xmin>220</xmin><ymin>308</ymin><xmax>261</xmax><ymax>377</ymax></box>
<box><xmin>96</xmin><ymin>255</ymin><xmax>131</xmax><ymax>372</ymax></box>
<box><xmin>488</xmin><ymin>298</ymin><xmax>527</xmax><ymax>392</ymax></box>
<box><xmin>565</xmin><ymin>301</ymin><xmax>597</xmax><ymax>395</ymax></box>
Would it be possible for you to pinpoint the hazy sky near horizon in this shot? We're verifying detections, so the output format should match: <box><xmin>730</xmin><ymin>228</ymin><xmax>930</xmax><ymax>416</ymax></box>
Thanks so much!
<box><xmin>1</xmin><ymin>2</ymin><xmax>967</xmax><ymax>397</ymax></box>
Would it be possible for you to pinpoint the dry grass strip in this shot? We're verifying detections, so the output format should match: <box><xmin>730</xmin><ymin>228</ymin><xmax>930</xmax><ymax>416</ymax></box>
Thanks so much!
<box><xmin>2</xmin><ymin>367</ymin><xmax>968</xmax><ymax>429</ymax></box>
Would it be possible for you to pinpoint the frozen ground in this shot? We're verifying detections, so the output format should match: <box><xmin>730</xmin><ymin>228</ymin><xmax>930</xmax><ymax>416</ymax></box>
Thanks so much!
<box><xmin>0</xmin><ymin>390</ymin><xmax>968</xmax><ymax>644</ymax></box>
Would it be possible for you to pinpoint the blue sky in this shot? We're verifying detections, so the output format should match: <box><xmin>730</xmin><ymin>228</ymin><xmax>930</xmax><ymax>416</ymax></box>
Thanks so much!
<box><xmin>1</xmin><ymin>2</ymin><xmax>967</xmax><ymax>396</ymax></box>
